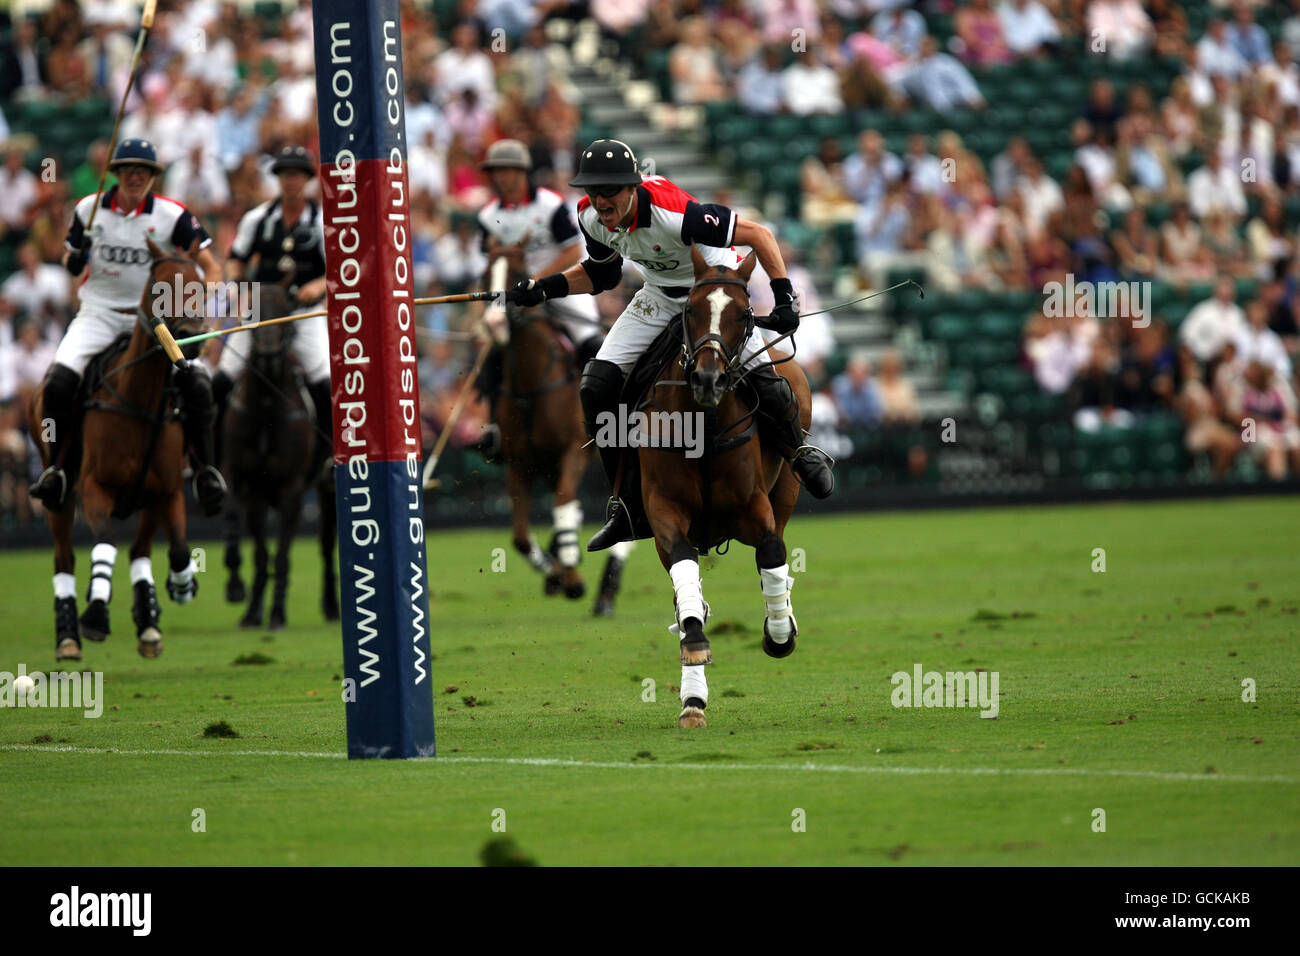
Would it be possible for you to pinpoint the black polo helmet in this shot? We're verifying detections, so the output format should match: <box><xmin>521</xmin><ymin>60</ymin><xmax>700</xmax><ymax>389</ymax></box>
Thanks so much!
<box><xmin>271</xmin><ymin>145</ymin><xmax>315</xmax><ymax>175</ymax></box>
<box><xmin>108</xmin><ymin>139</ymin><xmax>164</xmax><ymax>173</ymax></box>
<box><xmin>569</xmin><ymin>139</ymin><xmax>642</xmax><ymax>188</ymax></box>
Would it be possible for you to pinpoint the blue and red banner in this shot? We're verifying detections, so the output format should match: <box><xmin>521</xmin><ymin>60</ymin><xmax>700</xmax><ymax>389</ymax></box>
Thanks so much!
<box><xmin>312</xmin><ymin>0</ymin><xmax>435</xmax><ymax>758</ymax></box>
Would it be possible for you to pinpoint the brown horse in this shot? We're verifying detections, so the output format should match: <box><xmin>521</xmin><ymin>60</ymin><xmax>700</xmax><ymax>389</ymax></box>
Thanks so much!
<box><xmin>29</xmin><ymin>239</ymin><xmax>209</xmax><ymax>660</ymax></box>
<box><xmin>221</xmin><ymin>285</ymin><xmax>339</xmax><ymax>629</ymax></box>
<box><xmin>485</xmin><ymin>249</ymin><xmax>596</xmax><ymax>600</ymax></box>
<box><xmin>639</xmin><ymin>245</ymin><xmax>808</xmax><ymax>728</ymax></box>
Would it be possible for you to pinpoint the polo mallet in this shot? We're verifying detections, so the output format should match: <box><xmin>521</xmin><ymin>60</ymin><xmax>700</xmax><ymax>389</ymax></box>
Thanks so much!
<box><xmin>85</xmin><ymin>0</ymin><xmax>158</xmax><ymax>237</ymax></box>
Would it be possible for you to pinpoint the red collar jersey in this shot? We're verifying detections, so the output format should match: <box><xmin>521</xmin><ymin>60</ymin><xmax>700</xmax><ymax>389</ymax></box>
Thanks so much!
<box><xmin>576</xmin><ymin>175</ymin><xmax>741</xmax><ymax>291</ymax></box>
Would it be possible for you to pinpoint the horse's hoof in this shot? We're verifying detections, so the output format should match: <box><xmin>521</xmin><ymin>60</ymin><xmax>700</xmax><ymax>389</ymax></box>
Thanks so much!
<box><xmin>268</xmin><ymin>613</ymin><xmax>286</xmax><ymax>631</ymax></box>
<box><xmin>239</xmin><ymin>611</ymin><xmax>263</xmax><ymax>629</ymax></box>
<box><xmin>226</xmin><ymin>578</ymin><xmax>246</xmax><ymax>603</ymax></box>
<box><xmin>137</xmin><ymin>627</ymin><xmax>163</xmax><ymax>659</ymax></box>
<box><xmin>323</xmin><ymin>603</ymin><xmax>339</xmax><ymax>622</ymax></box>
<box><xmin>563</xmin><ymin>580</ymin><xmax>586</xmax><ymax>600</ymax></box>
<box><xmin>80</xmin><ymin>600</ymin><xmax>110</xmax><ymax>642</ymax></box>
<box><xmin>678</xmin><ymin>704</ymin><xmax>707</xmax><ymax>729</ymax></box>
<box><xmin>56</xmin><ymin>637</ymin><xmax>82</xmax><ymax>662</ymax></box>
<box><xmin>543</xmin><ymin>575</ymin><xmax>563</xmax><ymax>596</ymax></box>
<box><xmin>762</xmin><ymin>616</ymin><xmax>798</xmax><ymax>659</ymax></box>
<box><xmin>592</xmin><ymin>594</ymin><xmax>615</xmax><ymax>617</ymax></box>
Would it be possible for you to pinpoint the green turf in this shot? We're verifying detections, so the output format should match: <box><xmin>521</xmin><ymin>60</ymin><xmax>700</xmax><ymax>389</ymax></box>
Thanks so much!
<box><xmin>1</xmin><ymin>498</ymin><xmax>1297</xmax><ymax>865</ymax></box>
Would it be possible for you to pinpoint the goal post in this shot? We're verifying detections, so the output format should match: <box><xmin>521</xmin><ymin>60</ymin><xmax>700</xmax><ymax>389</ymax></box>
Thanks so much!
<box><xmin>312</xmin><ymin>0</ymin><xmax>436</xmax><ymax>759</ymax></box>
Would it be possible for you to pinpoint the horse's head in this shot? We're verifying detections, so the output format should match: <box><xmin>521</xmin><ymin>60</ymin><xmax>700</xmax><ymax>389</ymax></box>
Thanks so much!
<box><xmin>140</xmin><ymin>237</ymin><xmax>208</xmax><ymax>360</ymax></box>
<box><xmin>249</xmin><ymin>284</ymin><xmax>295</xmax><ymax>380</ymax></box>
<box><xmin>683</xmin><ymin>244</ymin><xmax>757</xmax><ymax>408</ymax></box>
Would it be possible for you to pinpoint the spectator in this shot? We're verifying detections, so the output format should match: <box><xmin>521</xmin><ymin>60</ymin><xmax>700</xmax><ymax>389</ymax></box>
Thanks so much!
<box><xmin>1175</xmin><ymin>346</ymin><xmax>1241</xmax><ymax>478</ymax></box>
<box><xmin>1114</xmin><ymin>110</ymin><xmax>1185</xmax><ymax>204</ymax></box>
<box><xmin>215</xmin><ymin>86</ymin><xmax>267</xmax><ymax>172</ymax></box>
<box><xmin>781</xmin><ymin>46</ymin><xmax>844</xmax><ymax>115</ymax></box>
<box><xmin>1110</xmin><ymin>207</ymin><xmax>1160</xmax><ymax>278</ymax></box>
<box><xmin>1234</xmin><ymin>298</ymin><xmax>1294</xmax><ymax>380</ymax></box>
<box><xmin>1196</xmin><ymin>18</ymin><xmax>1248</xmax><ymax>79</ymax></box>
<box><xmin>1072</xmin><ymin>337</ymin><xmax>1135</xmax><ymax>430</ymax></box>
<box><xmin>1159</xmin><ymin>201</ymin><xmax>1215</xmax><ymax>282</ymax></box>
<box><xmin>876</xmin><ymin>350</ymin><xmax>921</xmax><ymax>425</ymax></box>
<box><xmin>1118</xmin><ymin>322</ymin><xmax>1176</xmax><ymax>412</ymax></box>
<box><xmin>669</xmin><ymin>16</ymin><xmax>728</xmax><ymax>105</ymax></box>
<box><xmin>842</xmin><ymin>129</ymin><xmax>902</xmax><ymax>209</ymax></box>
<box><xmin>955</xmin><ymin>0</ymin><xmax>1013</xmax><ymax>66</ymax></box>
<box><xmin>991</xmin><ymin>135</ymin><xmax>1032</xmax><ymax>201</ymax></box>
<box><xmin>901</xmin><ymin>35</ymin><xmax>985</xmax><ymax>113</ymax></box>
<box><xmin>1</xmin><ymin>18</ymin><xmax>48</xmax><ymax>101</ymax></box>
<box><xmin>903</xmin><ymin>133</ymin><xmax>946</xmax><ymax>196</ymax></box>
<box><xmin>1161</xmin><ymin>76</ymin><xmax>1204</xmax><ymax>156</ymax></box>
<box><xmin>0</xmin><ymin>141</ymin><xmax>39</xmax><ymax>241</ymax></box>
<box><xmin>1238</xmin><ymin>360</ymin><xmax>1300</xmax><ymax>479</ymax></box>
<box><xmin>79</xmin><ymin>9</ymin><xmax>133</xmax><ymax>96</ymax></box>
<box><xmin>1147</xmin><ymin>0</ymin><xmax>1190</xmax><ymax>58</ymax></box>
<box><xmin>435</xmin><ymin>214</ymin><xmax>488</xmax><ymax>292</ymax></box>
<box><xmin>1187</xmin><ymin>148</ymin><xmax>1247</xmax><ymax>220</ymax></box>
<box><xmin>1202</xmin><ymin>208</ymin><xmax>1254</xmax><ymax>278</ymax></box>
<box><xmin>761</xmin><ymin>0</ymin><xmax>822</xmax><ymax>48</ymax></box>
<box><xmin>435</xmin><ymin>22</ymin><xmax>496</xmax><ymax>112</ymax></box>
<box><xmin>10</xmin><ymin>314</ymin><xmax>56</xmax><ymax>401</ymax></box>
<box><xmin>997</xmin><ymin>0</ymin><xmax>1061</xmax><ymax>59</ymax></box>
<box><xmin>163</xmin><ymin>142</ymin><xmax>230</xmax><ymax>222</ymax></box>
<box><xmin>871</xmin><ymin>5</ymin><xmax>927</xmax><ymax>62</ymax></box>
<box><xmin>737</xmin><ymin>45</ymin><xmax>786</xmax><ymax>115</ymax></box>
<box><xmin>1086</xmin><ymin>0</ymin><xmax>1154</xmax><ymax>61</ymax></box>
<box><xmin>1</xmin><ymin>243</ymin><xmax>67</xmax><ymax>319</ymax></box>
<box><xmin>1224</xmin><ymin>2</ymin><xmax>1272</xmax><ymax>67</ymax></box>
<box><xmin>854</xmin><ymin>172</ymin><xmax>915</xmax><ymax>282</ymax></box>
<box><xmin>1245</xmin><ymin>196</ymin><xmax>1295</xmax><ymax>276</ymax></box>
<box><xmin>1083</xmin><ymin>79</ymin><xmax>1123</xmax><ymax>140</ymax></box>
<box><xmin>831</xmin><ymin>354</ymin><xmax>884</xmax><ymax>429</ymax></box>
<box><xmin>1181</xmin><ymin>276</ymin><xmax>1247</xmax><ymax>366</ymax></box>
<box><xmin>800</xmin><ymin>138</ymin><xmax>858</xmax><ymax>227</ymax></box>
<box><xmin>1016</xmin><ymin>155</ymin><xmax>1064</xmax><ymax>240</ymax></box>
<box><xmin>1025</xmin><ymin>310</ymin><xmax>1097</xmax><ymax>395</ymax></box>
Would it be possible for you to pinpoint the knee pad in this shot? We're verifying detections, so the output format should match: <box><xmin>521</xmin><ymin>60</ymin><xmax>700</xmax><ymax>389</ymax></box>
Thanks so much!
<box><xmin>44</xmin><ymin>363</ymin><xmax>81</xmax><ymax>405</ymax></box>
<box><xmin>176</xmin><ymin>362</ymin><xmax>215</xmax><ymax>422</ymax></box>
<box><xmin>579</xmin><ymin>359</ymin><xmax>624</xmax><ymax>426</ymax></box>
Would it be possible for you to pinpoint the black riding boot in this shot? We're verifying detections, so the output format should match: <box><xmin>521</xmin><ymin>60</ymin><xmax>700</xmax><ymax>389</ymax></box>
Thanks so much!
<box><xmin>575</xmin><ymin>333</ymin><xmax>603</xmax><ymax>371</ymax></box>
<box><xmin>472</xmin><ymin>345</ymin><xmax>504</xmax><ymax>463</ymax></box>
<box><xmin>29</xmin><ymin>363</ymin><xmax>82</xmax><ymax>510</ymax></box>
<box><xmin>581</xmin><ymin>358</ymin><xmax>640</xmax><ymax>552</ymax></box>
<box><xmin>175</xmin><ymin>361</ymin><xmax>227</xmax><ymax>516</ymax></box>
<box><xmin>748</xmin><ymin>363</ymin><xmax>835</xmax><ymax>499</ymax></box>
<box><xmin>306</xmin><ymin>377</ymin><xmax>334</xmax><ymax>478</ymax></box>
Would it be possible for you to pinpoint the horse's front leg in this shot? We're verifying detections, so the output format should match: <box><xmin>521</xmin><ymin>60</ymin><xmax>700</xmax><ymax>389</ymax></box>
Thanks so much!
<box><xmin>646</xmin><ymin>488</ymin><xmax>709</xmax><ymax>729</ymax></box>
<box><xmin>77</xmin><ymin>474</ymin><xmax>117</xmax><ymax>645</ymax></box>
<box><xmin>48</xmin><ymin>502</ymin><xmax>81</xmax><ymax>661</ymax></box>
<box><xmin>507</xmin><ymin>462</ymin><xmax>557</xmax><ymax>590</ymax></box>
<box><xmin>737</xmin><ymin>490</ymin><xmax>797</xmax><ymax>659</ymax></box>
<box><xmin>129</xmin><ymin>506</ymin><xmax>164</xmax><ymax>658</ymax></box>
<box><xmin>552</xmin><ymin>442</ymin><xmax>588</xmax><ymax>600</ymax></box>
<box><xmin>270</xmin><ymin>487</ymin><xmax>304</xmax><ymax>630</ymax></box>
<box><xmin>241</xmin><ymin>497</ymin><xmax>269</xmax><ymax>628</ymax></box>
<box><xmin>319</xmin><ymin>477</ymin><xmax>339</xmax><ymax>621</ymax></box>
<box><xmin>222</xmin><ymin>496</ymin><xmax>245</xmax><ymax>603</ymax></box>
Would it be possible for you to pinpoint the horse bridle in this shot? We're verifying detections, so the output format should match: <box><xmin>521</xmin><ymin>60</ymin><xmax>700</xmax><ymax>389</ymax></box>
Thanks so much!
<box><xmin>680</xmin><ymin>274</ymin><xmax>755</xmax><ymax>387</ymax></box>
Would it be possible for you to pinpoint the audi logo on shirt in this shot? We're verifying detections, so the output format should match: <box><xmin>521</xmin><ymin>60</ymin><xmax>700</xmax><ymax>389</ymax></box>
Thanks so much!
<box><xmin>98</xmin><ymin>245</ymin><xmax>152</xmax><ymax>264</ymax></box>
<box><xmin>640</xmin><ymin>259</ymin><xmax>681</xmax><ymax>271</ymax></box>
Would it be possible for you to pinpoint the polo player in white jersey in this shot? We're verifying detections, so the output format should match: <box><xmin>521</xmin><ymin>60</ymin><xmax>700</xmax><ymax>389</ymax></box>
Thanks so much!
<box><xmin>29</xmin><ymin>138</ymin><xmax>228</xmax><ymax>515</ymax></box>
<box><xmin>507</xmin><ymin>139</ymin><xmax>835</xmax><ymax>551</ymax></box>
<box><xmin>473</xmin><ymin>138</ymin><xmax>604</xmax><ymax>460</ymax></box>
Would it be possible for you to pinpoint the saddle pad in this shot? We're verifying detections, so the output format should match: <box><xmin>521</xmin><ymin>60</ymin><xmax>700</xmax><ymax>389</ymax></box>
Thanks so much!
<box><xmin>621</xmin><ymin>315</ymin><xmax>683</xmax><ymax>409</ymax></box>
<box><xmin>79</xmin><ymin>333</ymin><xmax>134</xmax><ymax>406</ymax></box>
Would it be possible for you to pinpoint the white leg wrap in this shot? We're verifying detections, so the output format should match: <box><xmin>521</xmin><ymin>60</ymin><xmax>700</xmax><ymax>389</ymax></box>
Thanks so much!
<box><xmin>525</xmin><ymin>535</ymin><xmax>551</xmax><ymax>574</ymax></box>
<box><xmin>669</xmin><ymin>558</ymin><xmax>704</xmax><ymax>630</ymax></box>
<box><xmin>130</xmin><ymin>557</ymin><xmax>155</xmax><ymax>585</ymax></box>
<box><xmin>610</xmin><ymin>539</ymin><xmax>636</xmax><ymax>562</ymax></box>
<box><xmin>169</xmin><ymin>558</ymin><xmax>197</xmax><ymax>604</ymax></box>
<box><xmin>552</xmin><ymin>500</ymin><xmax>582</xmax><ymax>568</ymax></box>
<box><xmin>761</xmin><ymin>563</ymin><xmax>794</xmax><ymax>643</ymax></box>
<box><xmin>53</xmin><ymin>573</ymin><xmax>76</xmax><ymax>600</ymax></box>
<box><xmin>89</xmin><ymin>543</ymin><xmax>117</xmax><ymax>603</ymax></box>
<box><xmin>681</xmin><ymin>663</ymin><xmax>708</xmax><ymax>705</ymax></box>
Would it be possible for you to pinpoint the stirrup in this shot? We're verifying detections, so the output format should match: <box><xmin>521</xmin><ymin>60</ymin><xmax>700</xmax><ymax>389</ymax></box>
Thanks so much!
<box><xmin>29</xmin><ymin>465</ymin><xmax>68</xmax><ymax>508</ymax></box>
<box><xmin>194</xmin><ymin>466</ymin><xmax>228</xmax><ymax>516</ymax></box>
<box><xmin>791</xmin><ymin>444</ymin><xmax>835</xmax><ymax>498</ymax></box>
<box><xmin>474</xmin><ymin>423</ymin><xmax>503</xmax><ymax>463</ymax></box>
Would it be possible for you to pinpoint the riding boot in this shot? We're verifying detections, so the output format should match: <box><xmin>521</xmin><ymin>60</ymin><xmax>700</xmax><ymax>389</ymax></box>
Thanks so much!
<box><xmin>747</xmin><ymin>363</ymin><xmax>835</xmax><ymax>499</ymax></box>
<box><xmin>306</xmin><ymin>377</ymin><xmax>334</xmax><ymax>480</ymax></box>
<box><xmin>575</xmin><ymin>333</ymin><xmax>604</xmax><ymax>372</ymax></box>
<box><xmin>581</xmin><ymin>358</ymin><xmax>641</xmax><ymax>552</ymax></box>
<box><xmin>175</xmin><ymin>361</ymin><xmax>227</xmax><ymax>516</ymax></box>
<box><xmin>472</xmin><ymin>345</ymin><xmax>504</xmax><ymax>463</ymax></box>
<box><xmin>29</xmin><ymin>363</ymin><xmax>82</xmax><ymax>511</ymax></box>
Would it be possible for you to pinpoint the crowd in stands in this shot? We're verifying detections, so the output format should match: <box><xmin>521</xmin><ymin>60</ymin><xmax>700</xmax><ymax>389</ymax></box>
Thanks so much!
<box><xmin>4</xmin><ymin>0</ymin><xmax>1300</xmax><ymax>527</ymax></box>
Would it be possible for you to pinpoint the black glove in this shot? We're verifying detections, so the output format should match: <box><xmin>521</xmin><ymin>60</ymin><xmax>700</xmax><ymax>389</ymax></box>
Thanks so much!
<box><xmin>66</xmin><ymin>236</ymin><xmax>92</xmax><ymax>276</ymax></box>
<box><xmin>759</xmin><ymin>277</ymin><xmax>800</xmax><ymax>334</ymax></box>
<box><xmin>505</xmin><ymin>273</ymin><xmax>568</xmax><ymax>307</ymax></box>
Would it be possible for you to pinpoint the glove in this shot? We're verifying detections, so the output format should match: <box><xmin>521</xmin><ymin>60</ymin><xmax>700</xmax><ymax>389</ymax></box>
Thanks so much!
<box><xmin>66</xmin><ymin>236</ymin><xmax>92</xmax><ymax>276</ymax></box>
<box><xmin>760</xmin><ymin>277</ymin><xmax>800</xmax><ymax>334</ymax></box>
<box><xmin>505</xmin><ymin>273</ymin><xmax>568</xmax><ymax>307</ymax></box>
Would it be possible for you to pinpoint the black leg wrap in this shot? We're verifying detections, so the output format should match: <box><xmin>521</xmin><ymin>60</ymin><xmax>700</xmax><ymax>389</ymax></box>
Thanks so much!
<box><xmin>307</xmin><ymin>377</ymin><xmax>333</xmax><ymax>468</ymax></box>
<box><xmin>477</xmin><ymin>346</ymin><xmax>503</xmax><ymax>406</ymax></box>
<box><xmin>755</xmin><ymin>532</ymin><xmax>786</xmax><ymax>570</ymax></box>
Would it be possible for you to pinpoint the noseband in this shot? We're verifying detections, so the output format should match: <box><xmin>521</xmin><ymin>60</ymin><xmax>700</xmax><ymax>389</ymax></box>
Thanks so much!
<box><xmin>680</xmin><ymin>274</ymin><xmax>755</xmax><ymax>384</ymax></box>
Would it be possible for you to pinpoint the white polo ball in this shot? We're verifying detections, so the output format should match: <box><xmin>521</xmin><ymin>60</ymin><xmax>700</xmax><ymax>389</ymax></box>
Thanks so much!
<box><xmin>13</xmin><ymin>675</ymin><xmax>35</xmax><ymax>698</ymax></box>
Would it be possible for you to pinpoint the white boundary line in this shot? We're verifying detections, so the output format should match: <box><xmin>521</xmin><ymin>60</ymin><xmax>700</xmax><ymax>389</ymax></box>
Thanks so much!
<box><xmin>2</xmin><ymin>744</ymin><xmax>1297</xmax><ymax>785</ymax></box>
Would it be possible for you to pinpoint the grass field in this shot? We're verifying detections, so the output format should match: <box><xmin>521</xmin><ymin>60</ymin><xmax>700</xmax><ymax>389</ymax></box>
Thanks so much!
<box><xmin>1</xmin><ymin>497</ymin><xmax>1297</xmax><ymax>866</ymax></box>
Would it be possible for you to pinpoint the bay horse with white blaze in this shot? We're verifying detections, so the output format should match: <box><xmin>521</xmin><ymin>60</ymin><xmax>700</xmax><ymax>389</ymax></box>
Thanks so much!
<box><xmin>640</xmin><ymin>245</ymin><xmax>807</xmax><ymax>728</ymax></box>
<box><xmin>28</xmin><ymin>238</ymin><xmax>210</xmax><ymax>660</ymax></box>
